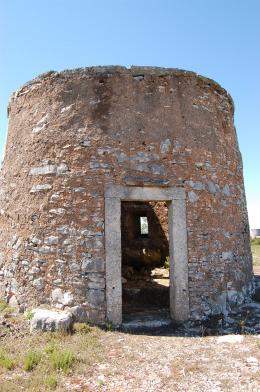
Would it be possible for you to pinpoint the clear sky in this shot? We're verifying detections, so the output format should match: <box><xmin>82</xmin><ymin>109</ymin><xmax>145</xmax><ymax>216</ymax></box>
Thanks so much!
<box><xmin>0</xmin><ymin>0</ymin><xmax>259</xmax><ymax>227</ymax></box>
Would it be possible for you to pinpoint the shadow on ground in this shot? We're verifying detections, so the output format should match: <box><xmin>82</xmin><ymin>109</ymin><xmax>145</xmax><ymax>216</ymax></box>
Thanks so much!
<box><xmin>117</xmin><ymin>274</ymin><xmax>260</xmax><ymax>337</ymax></box>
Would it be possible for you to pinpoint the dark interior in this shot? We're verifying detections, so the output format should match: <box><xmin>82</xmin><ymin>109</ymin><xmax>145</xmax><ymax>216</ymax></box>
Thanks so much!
<box><xmin>121</xmin><ymin>201</ymin><xmax>170</xmax><ymax>318</ymax></box>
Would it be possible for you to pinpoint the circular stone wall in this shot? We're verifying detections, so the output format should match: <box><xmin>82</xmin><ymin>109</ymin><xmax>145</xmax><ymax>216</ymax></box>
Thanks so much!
<box><xmin>0</xmin><ymin>66</ymin><xmax>253</xmax><ymax>322</ymax></box>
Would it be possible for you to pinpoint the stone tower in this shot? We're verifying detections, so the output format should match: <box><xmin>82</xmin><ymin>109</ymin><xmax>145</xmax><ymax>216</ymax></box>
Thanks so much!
<box><xmin>0</xmin><ymin>66</ymin><xmax>253</xmax><ymax>324</ymax></box>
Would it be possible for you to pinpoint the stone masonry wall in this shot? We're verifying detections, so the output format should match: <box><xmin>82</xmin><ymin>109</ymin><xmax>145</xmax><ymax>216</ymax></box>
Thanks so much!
<box><xmin>0</xmin><ymin>66</ymin><xmax>253</xmax><ymax>322</ymax></box>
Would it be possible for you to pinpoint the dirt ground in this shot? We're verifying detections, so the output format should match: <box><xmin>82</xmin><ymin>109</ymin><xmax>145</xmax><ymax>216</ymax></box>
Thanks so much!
<box><xmin>66</xmin><ymin>331</ymin><xmax>260</xmax><ymax>392</ymax></box>
<box><xmin>1</xmin><ymin>311</ymin><xmax>260</xmax><ymax>392</ymax></box>
<box><xmin>0</xmin><ymin>255</ymin><xmax>259</xmax><ymax>391</ymax></box>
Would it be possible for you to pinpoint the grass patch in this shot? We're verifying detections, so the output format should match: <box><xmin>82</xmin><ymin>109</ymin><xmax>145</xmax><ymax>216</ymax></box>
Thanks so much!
<box><xmin>24</xmin><ymin>350</ymin><xmax>42</xmax><ymax>371</ymax></box>
<box><xmin>0</xmin><ymin>299</ymin><xmax>8</xmax><ymax>312</ymax></box>
<box><xmin>0</xmin><ymin>322</ymin><xmax>102</xmax><ymax>391</ymax></box>
<box><xmin>45</xmin><ymin>342</ymin><xmax>56</xmax><ymax>355</ymax></box>
<box><xmin>252</xmin><ymin>244</ymin><xmax>260</xmax><ymax>267</ymax></box>
<box><xmin>0</xmin><ymin>299</ymin><xmax>14</xmax><ymax>316</ymax></box>
<box><xmin>164</xmin><ymin>256</ymin><xmax>170</xmax><ymax>269</ymax></box>
<box><xmin>251</xmin><ymin>238</ymin><xmax>260</xmax><ymax>246</ymax></box>
<box><xmin>24</xmin><ymin>310</ymin><xmax>34</xmax><ymax>320</ymax></box>
<box><xmin>73</xmin><ymin>322</ymin><xmax>92</xmax><ymax>334</ymax></box>
<box><xmin>0</xmin><ymin>350</ymin><xmax>14</xmax><ymax>370</ymax></box>
<box><xmin>45</xmin><ymin>374</ymin><xmax>58</xmax><ymax>389</ymax></box>
<box><xmin>51</xmin><ymin>349</ymin><xmax>75</xmax><ymax>373</ymax></box>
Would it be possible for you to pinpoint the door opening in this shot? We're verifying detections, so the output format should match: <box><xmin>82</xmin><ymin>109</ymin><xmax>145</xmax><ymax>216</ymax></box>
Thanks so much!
<box><xmin>121</xmin><ymin>201</ymin><xmax>170</xmax><ymax>320</ymax></box>
<box><xmin>105</xmin><ymin>185</ymin><xmax>189</xmax><ymax>325</ymax></box>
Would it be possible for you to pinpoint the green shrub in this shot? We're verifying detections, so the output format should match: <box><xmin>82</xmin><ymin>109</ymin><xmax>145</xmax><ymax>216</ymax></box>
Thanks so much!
<box><xmin>0</xmin><ymin>300</ymin><xmax>8</xmax><ymax>312</ymax></box>
<box><xmin>0</xmin><ymin>351</ymin><xmax>14</xmax><ymax>370</ymax></box>
<box><xmin>24</xmin><ymin>310</ymin><xmax>33</xmax><ymax>320</ymax></box>
<box><xmin>51</xmin><ymin>349</ymin><xmax>75</xmax><ymax>373</ymax></box>
<box><xmin>105</xmin><ymin>321</ymin><xmax>113</xmax><ymax>331</ymax></box>
<box><xmin>73</xmin><ymin>322</ymin><xmax>92</xmax><ymax>334</ymax></box>
<box><xmin>164</xmin><ymin>256</ymin><xmax>170</xmax><ymax>269</ymax></box>
<box><xmin>251</xmin><ymin>238</ymin><xmax>260</xmax><ymax>245</ymax></box>
<box><xmin>46</xmin><ymin>374</ymin><xmax>58</xmax><ymax>389</ymax></box>
<box><xmin>45</xmin><ymin>342</ymin><xmax>56</xmax><ymax>355</ymax></box>
<box><xmin>24</xmin><ymin>350</ymin><xmax>42</xmax><ymax>371</ymax></box>
<box><xmin>0</xmin><ymin>300</ymin><xmax>14</xmax><ymax>316</ymax></box>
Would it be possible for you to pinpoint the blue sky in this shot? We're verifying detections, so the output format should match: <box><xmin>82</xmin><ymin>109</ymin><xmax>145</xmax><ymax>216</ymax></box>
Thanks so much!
<box><xmin>0</xmin><ymin>0</ymin><xmax>259</xmax><ymax>227</ymax></box>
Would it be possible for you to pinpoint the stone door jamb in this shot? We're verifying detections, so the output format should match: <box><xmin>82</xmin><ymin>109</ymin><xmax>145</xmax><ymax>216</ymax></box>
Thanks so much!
<box><xmin>105</xmin><ymin>185</ymin><xmax>189</xmax><ymax>325</ymax></box>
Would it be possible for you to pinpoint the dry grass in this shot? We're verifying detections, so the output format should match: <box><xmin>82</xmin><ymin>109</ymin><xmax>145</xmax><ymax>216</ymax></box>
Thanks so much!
<box><xmin>0</xmin><ymin>318</ymin><xmax>103</xmax><ymax>391</ymax></box>
<box><xmin>0</xmin><ymin>315</ymin><xmax>260</xmax><ymax>391</ymax></box>
<box><xmin>252</xmin><ymin>244</ymin><xmax>260</xmax><ymax>267</ymax></box>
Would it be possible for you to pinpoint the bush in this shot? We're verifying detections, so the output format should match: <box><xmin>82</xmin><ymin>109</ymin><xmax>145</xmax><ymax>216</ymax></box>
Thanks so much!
<box><xmin>0</xmin><ymin>351</ymin><xmax>14</xmax><ymax>370</ymax></box>
<box><xmin>0</xmin><ymin>300</ymin><xmax>14</xmax><ymax>315</ymax></box>
<box><xmin>46</xmin><ymin>374</ymin><xmax>58</xmax><ymax>389</ymax></box>
<box><xmin>73</xmin><ymin>322</ymin><xmax>92</xmax><ymax>334</ymax></box>
<box><xmin>45</xmin><ymin>342</ymin><xmax>56</xmax><ymax>355</ymax></box>
<box><xmin>24</xmin><ymin>310</ymin><xmax>33</xmax><ymax>320</ymax></box>
<box><xmin>251</xmin><ymin>238</ymin><xmax>260</xmax><ymax>245</ymax></box>
<box><xmin>24</xmin><ymin>350</ymin><xmax>42</xmax><ymax>371</ymax></box>
<box><xmin>51</xmin><ymin>349</ymin><xmax>75</xmax><ymax>373</ymax></box>
<box><xmin>0</xmin><ymin>300</ymin><xmax>8</xmax><ymax>312</ymax></box>
<box><xmin>164</xmin><ymin>256</ymin><xmax>170</xmax><ymax>270</ymax></box>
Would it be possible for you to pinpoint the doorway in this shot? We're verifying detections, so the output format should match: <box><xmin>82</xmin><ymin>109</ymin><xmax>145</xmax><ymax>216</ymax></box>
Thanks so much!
<box><xmin>105</xmin><ymin>185</ymin><xmax>189</xmax><ymax>325</ymax></box>
<box><xmin>121</xmin><ymin>201</ymin><xmax>170</xmax><ymax>319</ymax></box>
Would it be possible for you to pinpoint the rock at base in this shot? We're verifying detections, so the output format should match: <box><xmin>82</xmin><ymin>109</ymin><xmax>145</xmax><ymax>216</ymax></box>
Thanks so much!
<box><xmin>30</xmin><ymin>308</ymin><xmax>73</xmax><ymax>332</ymax></box>
<box><xmin>216</xmin><ymin>334</ymin><xmax>244</xmax><ymax>344</ymax></box>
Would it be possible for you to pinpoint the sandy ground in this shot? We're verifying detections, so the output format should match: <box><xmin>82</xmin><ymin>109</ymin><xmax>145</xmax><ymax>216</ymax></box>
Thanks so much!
<box><xmin>65</xmin><ymin>332</ymin><xmax>260</xmax><ymax>392</ymax></box>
